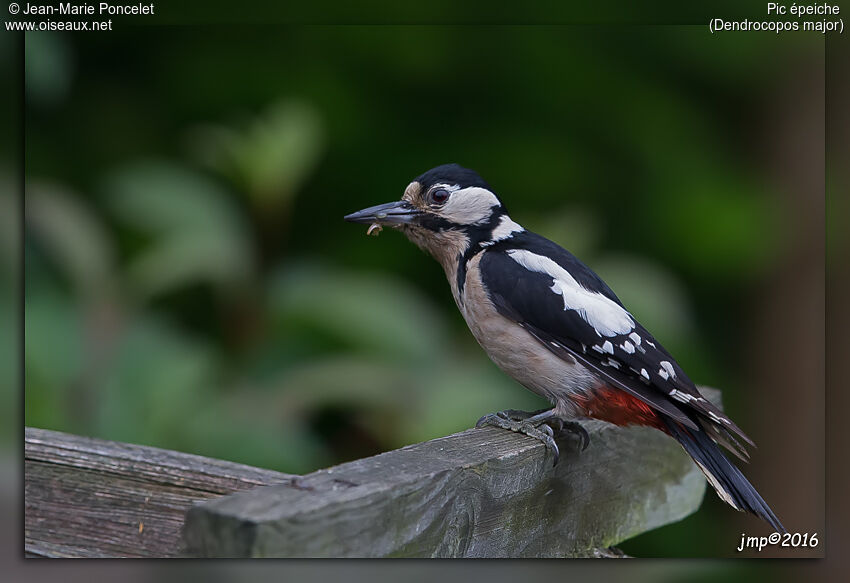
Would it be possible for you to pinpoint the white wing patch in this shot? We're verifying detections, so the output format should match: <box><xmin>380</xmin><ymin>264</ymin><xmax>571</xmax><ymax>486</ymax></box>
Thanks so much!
<box><xmin>669</xmin><ymin>388</ymin><xmax>703</xmax><ymax>403</ymax></box>
<box><xmin>442</xmin><ymin>186</ymin><xmax>501</xmax><ymax>225</ymax></box>
<box><xmin>507</xmin><ymin>249</ymin><xmax>634</xmax><ymax>337</ymax></box>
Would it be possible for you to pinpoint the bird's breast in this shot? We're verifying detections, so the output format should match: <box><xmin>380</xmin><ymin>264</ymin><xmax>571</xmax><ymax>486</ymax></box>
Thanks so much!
<box><xmin>454</xmin><ymin>252</ymin><xmax>597</xmax><ymax>412</ymax></box>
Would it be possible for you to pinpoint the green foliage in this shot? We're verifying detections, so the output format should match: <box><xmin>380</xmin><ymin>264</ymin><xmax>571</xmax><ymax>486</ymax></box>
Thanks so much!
<box><xmin>269</xmin><ymin>265</ymin><xmax>447</xmax><ymax>364</ymax></box>
<box><xmin>103</xmin><ymin>162</ymin><xmax>254</xmax><ymax>298</ymax></box>
<box><xmin>27</xmin><ymin>182</ymin><xmax>114</xmax><ymax>296</ymax></box>
<box><xmin>189</xmin><ymin>101</ymin><xmax>324</xmax><ymax>208</ymax></box>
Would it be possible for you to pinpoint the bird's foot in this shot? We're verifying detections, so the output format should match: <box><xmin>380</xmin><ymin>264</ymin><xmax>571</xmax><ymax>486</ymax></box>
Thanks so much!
<box><xmin>560</xmin><ymin>420</ymin><xmax>590</xmax><ymax>452</ymax></box>
<box><xmin>475</xmin><ymin>408</ymin><xmax>562</xmax><ymax>466</ymax></box>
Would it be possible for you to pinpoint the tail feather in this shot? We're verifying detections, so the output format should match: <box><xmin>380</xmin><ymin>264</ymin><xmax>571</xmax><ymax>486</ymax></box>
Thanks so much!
<box><xmin>700</xmin><ymin>419</ymin><xmax>750</xmax><ymax>462</ymax></box>
<box><xmin>664</xmin><ymin>418</ymin><xmax>786</xmax><ymax>533</ymax></box>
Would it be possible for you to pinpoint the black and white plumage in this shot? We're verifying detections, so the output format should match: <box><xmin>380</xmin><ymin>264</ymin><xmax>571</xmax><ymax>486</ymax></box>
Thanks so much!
<box><xmin>344</xmin><ymin>163</ymin><xmax>784</xmax><ymax>533</ymax></box>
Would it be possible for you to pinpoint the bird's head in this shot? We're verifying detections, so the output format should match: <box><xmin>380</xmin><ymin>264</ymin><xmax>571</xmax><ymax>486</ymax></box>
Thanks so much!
<box><xmin>345</xmin><ymin>164</ymin><xmax>518</xmax><ymax>267</ymax></box>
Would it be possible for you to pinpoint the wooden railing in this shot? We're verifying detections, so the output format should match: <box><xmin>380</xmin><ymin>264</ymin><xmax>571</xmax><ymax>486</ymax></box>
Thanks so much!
<box><xmin>25</xmin><ymin>389</ymin><xmax>718</xmax><ymax>557</ymax></box>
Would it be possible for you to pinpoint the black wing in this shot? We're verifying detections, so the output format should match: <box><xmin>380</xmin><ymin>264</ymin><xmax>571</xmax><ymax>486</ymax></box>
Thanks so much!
<box><xmin>479</xmin><ymin>233</ymin><xmax>753</xmax><ymax>454</ymax></box>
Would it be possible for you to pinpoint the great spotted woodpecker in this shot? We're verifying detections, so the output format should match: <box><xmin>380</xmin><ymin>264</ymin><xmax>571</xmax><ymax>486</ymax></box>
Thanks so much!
<box><xmin>344</xmin><ymin>163</ymin><xmax>784</xmax><ymax>533</ymax></box>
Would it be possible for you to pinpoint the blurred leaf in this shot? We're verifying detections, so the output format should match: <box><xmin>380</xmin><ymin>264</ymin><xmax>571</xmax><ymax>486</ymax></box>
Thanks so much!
<box><xmin>182</xmin><ymin>396</ymin><xmax>327</xmax><ymax>474</ymax></box>
<box><xmin>26</xmin><ymin>182</ymin><xmax>114</xmax><ymax>297</ymax></box>
<box><xmin>24</xmin><ymin>289</ymin><xmax>83</xmax><ymax>428</ymax></box>
<box><xmin>102</xmin><ymin>161</ymin><xmax>254</xmax><ymax>298</ymax></box>
<box><xmin>269</xmin><ymin>264</ymin><xmax>447</xmax><ymax>364</ymax></box>
<box><xmin>95</xmin><ymin>314</ymin><xmax>218</xmax><ymax>448</ymax></box>
<box><xmin>24</xmin><ymin>32</ymin><xmax>73</xmax><ymax>107</ymax></box>
<box><xmin>266</xmin><ymin>356</ymin><xmax>415</xmax><ymax>455</ymax></box>
<box><xmin>188</xmin><ymin>101</ymin><xmax>324</xmax><ymax>207</ymax></box>
<box><xmin>271</xmin><ymin>356</ymin><xmax>413</xmax><ymax>412</ymax></box>
<box><xmin>257</xmin><ymin>356</ymin><xmax>543</xmax><ymax>468</ymax></box>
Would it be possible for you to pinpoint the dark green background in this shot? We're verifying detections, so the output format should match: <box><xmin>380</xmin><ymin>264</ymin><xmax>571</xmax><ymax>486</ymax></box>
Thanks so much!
<box><xmin>16</xmin><ymin>20</ymin><xmax>824</xmax><ymax>558</ymax></box>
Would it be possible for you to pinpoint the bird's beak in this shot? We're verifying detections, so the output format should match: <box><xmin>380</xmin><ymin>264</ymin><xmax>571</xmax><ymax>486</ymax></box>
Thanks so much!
<box><xmin>344</xmin><ymin>200</ymin><xmax>422</xmax><ymax>226</ymax></box>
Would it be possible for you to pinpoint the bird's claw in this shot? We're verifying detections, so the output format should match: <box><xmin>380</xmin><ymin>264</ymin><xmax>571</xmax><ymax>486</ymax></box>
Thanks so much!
<box><xmin>560</xmin><ymin>420</ymin><xmax>590</xmax><ymax>452</ymax></box>
<box><xmin>476</xmin><ymin>411</ymin><xmax>509</xmax><ymax>428</ymax></box>
<box><xmin>476</xmin><ymin>410</ymin><xmax>561</xmax><ymax>466</ymax></box>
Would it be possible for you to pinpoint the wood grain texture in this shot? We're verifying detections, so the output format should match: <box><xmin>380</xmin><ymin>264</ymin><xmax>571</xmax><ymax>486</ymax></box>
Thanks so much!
<box><xmin>184</xmin><ymin>389</ymin><xmax>721</xmax><ymax>558</ymax></box>
<box><xmin>24</xmin><ymin>427</ymin><xmax>295</xmax><ymax>558</ymax></box>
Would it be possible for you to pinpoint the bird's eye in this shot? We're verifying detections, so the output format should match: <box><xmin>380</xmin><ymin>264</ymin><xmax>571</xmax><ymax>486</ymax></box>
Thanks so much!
<box><xmin>430</xmin><ymin>189</ymin><xmax>450</xmax><ymax>205</ymax></box>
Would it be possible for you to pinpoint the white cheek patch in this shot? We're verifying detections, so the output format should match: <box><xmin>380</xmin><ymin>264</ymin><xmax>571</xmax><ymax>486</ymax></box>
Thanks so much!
<box><xmin>442</xmin><ymin>186</ymin><xmax>500</xmax><ymax>225</ymax></box>
<box><xmin>507</xmin><ymin>250</ymin><xmax>635</xmax><ymax>337</ymax></box>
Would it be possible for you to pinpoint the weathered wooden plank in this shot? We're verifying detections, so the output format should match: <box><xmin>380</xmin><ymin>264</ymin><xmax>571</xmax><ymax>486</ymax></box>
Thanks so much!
<box><xmin>25</xmin><ymin>427</ymin><xmax>295</xmax><ymax>558</ymax></box>
<box><xmin>184</xmin><ymin>390</ymin><xmax>720</xmax><ymax>558</ymax></box>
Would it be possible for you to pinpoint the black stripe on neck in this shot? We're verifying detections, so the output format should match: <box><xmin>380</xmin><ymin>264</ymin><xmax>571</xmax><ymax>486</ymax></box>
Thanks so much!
<box><xmin>455</xmin><ymin>221</ymin><xmax>520</xmax><ymax>301</ymax></box>
<box><xmin>455</xmin><ymin>244</ymin><xmax>485</xmax><ymax>303</ymax></box>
